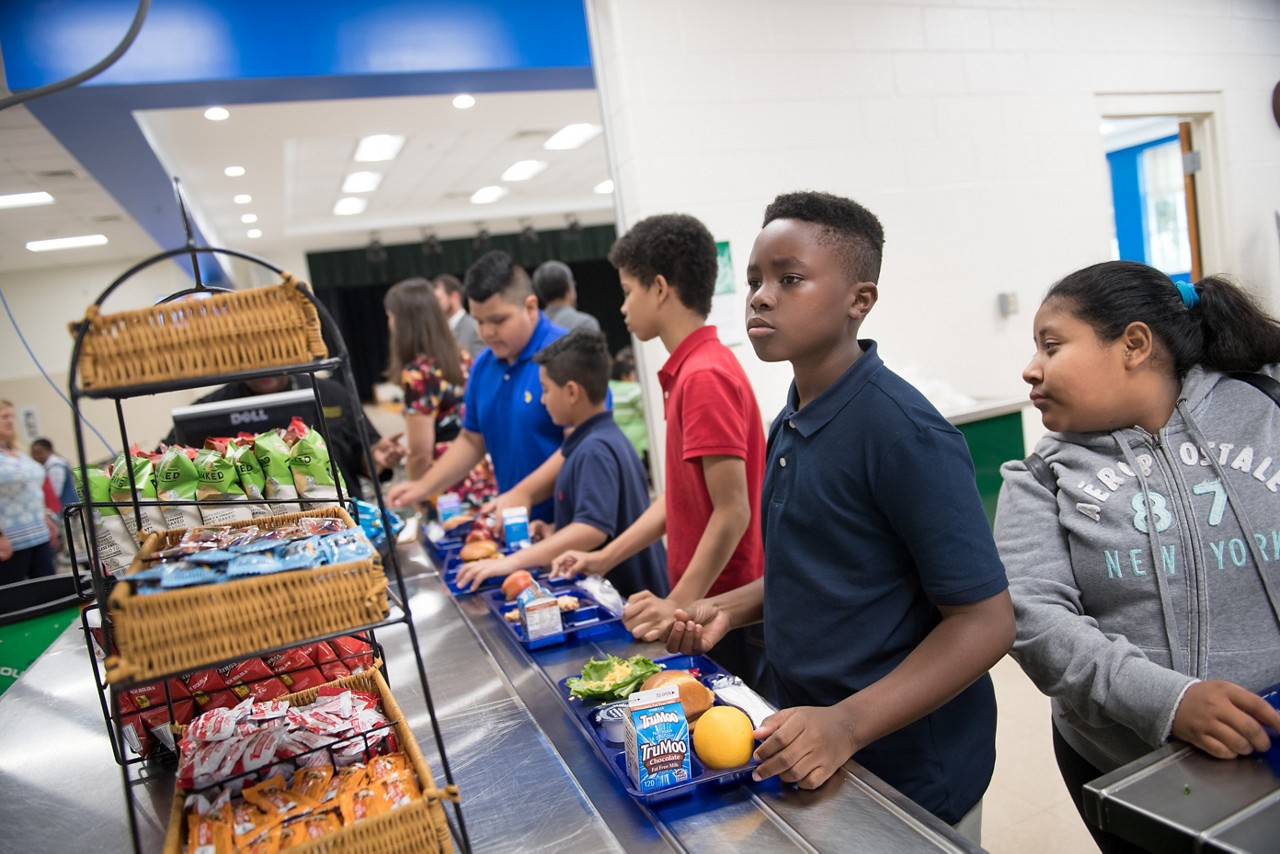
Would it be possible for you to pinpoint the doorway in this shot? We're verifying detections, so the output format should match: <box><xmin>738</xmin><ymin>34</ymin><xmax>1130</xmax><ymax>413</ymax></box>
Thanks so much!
<box><xmin>1101</xmin><ymin>115</ymin><xmax>1200</xmax><ymax>283</ymax></box>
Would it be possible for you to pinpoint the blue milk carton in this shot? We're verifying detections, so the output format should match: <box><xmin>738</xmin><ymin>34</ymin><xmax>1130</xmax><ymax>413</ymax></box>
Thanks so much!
<box><xmin>624</xmin><ymin>684</ymin><xmax>691</xmax><ymax>793</ymax></box>
<box><xmin>502</xmin><ymin>505</ymin><xmax>532</xmax><ymax>550</ymax></box>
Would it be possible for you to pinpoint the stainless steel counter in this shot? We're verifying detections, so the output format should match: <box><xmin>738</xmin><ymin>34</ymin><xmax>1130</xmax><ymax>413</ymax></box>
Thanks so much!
<box><xmin>0</xmin><ymin>545</ymin><xmax>981</xmax><ymax>852</ymax></box>
<box><xmin>1084</xmin><ymin>742</ymin><xmax>1280</xmax><ymax>853</ymax></box>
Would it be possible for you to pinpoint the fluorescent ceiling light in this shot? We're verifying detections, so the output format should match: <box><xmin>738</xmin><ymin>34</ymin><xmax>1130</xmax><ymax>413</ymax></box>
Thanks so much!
<box><xmin>501</xmin><ymin>160</ymin><xmax>547</xmax><ymax>182</ymax></box>
<box><xmin>333</xmin><ymin>197</ymin><xmax>367</xmax><ymax>216</ymax></box>
<box><xmin>593</xmin><ymin>179</ymin><xmax>615</xmax><ymax>194</ymax></box>
<box><xmin>26</xmin><ymin>234</ymin><xmax>108</xmax><ymax>252</ymax></box>
<box><xmin>240</xmin><ymin>214</ymin><xmax>258</xmax><ymax>224</ymax></box>
<box><xmin>544</xmin><ymin>123</ymin><xmax>602</xmax><ymax>150</ymax></box>
<box><xmin>204</xmin><ymin>107</ymin><xmax>229</xmax><ymax>121</ymax></box>
<box><xmin>0</xmin><ymin>191</ymin><xmax>54</xmax><ymax>209</ymax></box>
<box><xmin>452</xmin><ymin>94</ymin><xmax>475</xmax><ymax>109</ymax></box>
<box><xmin>470</xmin><ymin>185</ymin><xmax>509</xmax><ymax>204</ymax></box>
<box><xmin>224</xmin><ymin>165</ymin><xmax>245</xmax><ymax>177</ymax></box>
<box><xmin>234</xmin><ymin>194</ymin><xmax>252</xmax><ymax>204</ymax></box>
<box><xmin>246</xmin><ymin>229</ymin><xmax>262</xmax><ymax>239</ymax></box>
<box><xmin>342</xmin><ymin>171</ymin><xmax>383</xmax><ymax>193</ymax></box>
<box><xmin>354</xmin><ymin>134</ymin><xmax>406</xmax><ymax>162</ymax></box>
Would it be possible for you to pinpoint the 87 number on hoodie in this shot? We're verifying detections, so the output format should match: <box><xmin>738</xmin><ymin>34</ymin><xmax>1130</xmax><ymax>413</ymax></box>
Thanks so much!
<box><xmin>1132</xmin><ymin>491</ymin><xmax>1173</xmax><ymax>534</ymax></box>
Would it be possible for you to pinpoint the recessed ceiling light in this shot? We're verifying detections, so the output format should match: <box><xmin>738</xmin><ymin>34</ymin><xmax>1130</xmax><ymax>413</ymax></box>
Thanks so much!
<box><xmin>544</xmin><ymin>123</ymin><xmax>602</xmax><ymax>150</ymax></box>
<box><xmin>333</xmin><ymin>197</ymin><xmax>368</xmax><ymax>216</ymax></box>
<box><xmin>354</xmin><ymin>134</ymin><xmax>406</xmax><ymax>163</ymax></box>
<box><xmin>224</xmin><ymin>166</ymin><xmax>245</xmax><ymax>177</ymax></box>
<box><xmin>234</xmin><ymin>194</ymin><xmax>252</xmax><ymax>204</ymax></box>
<box><xmin>593</xmin><ymin>179</ymin><xmax>615</xmax><ymax>194</ymax></box>
<box><xmin>341</xmin><ymin>171</ymin><xmax>383</xmax><ymax>193</ymax></box>
<box><xmin>241</xmin><ymin>213</ymin><xmax>258</xmax><ymax>224</ymax></box>
<box><xmin>470</xmin><ymin>186</ymin><xmax>509</xmax><ymax>204</ymax></box>
<box><xmin>452</xmin><ymin>94</ymin><xmax>476</xmax><ymax>109</ymax></box>
<box><xmin>26</xmin><ymin>234</ymin><xmax>108</xmax><ymax>252</ymax></box>
<box><xmin>501</xmin><ymin>160</ymin><xmax>548</xmax><ymax>182</ymax></box>
<box><xmin>204</xmin><ymin>107</ymin><xmax>230</xmax><ymax>121</ymax></box>
<box><xmin>0</xmin><ymin>191</ymin><xmax>54</xmax><ymax>209</ymax></box>
<box><xmin>246</xmin><ymin>229</ymin><xmax>262</xmax><ymax>239</ymax></box>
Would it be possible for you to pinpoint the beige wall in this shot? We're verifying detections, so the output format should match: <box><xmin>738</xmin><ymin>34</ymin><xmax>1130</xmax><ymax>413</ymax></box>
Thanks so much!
<box><xmin>588</xmin><ymin>0</ymin><xmax>1280</xmax><ymax>482</ymax></box>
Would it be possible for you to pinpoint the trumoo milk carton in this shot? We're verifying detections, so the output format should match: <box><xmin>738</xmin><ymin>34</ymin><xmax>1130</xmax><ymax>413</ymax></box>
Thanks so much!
<box><xmin>624</xmin><ymin>684</ymin><xmax>691</xmax><ymax>793</ymax></box>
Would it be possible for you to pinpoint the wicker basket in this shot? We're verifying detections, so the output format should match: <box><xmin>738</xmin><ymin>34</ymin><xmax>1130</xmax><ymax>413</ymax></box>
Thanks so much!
<box><xmin>104</xmin><ymin>507</ymin><xmax>389</xmax><ymax>684</ymax></box>
<box><xmin>74</xmin><ymin>274</ymin><xmax>327</xmax><ymax>392</ymax></box>
<box><xmin>162</xmin><ymin>668</ymin><xmax>457</xmax><ymax>854</ymax></box>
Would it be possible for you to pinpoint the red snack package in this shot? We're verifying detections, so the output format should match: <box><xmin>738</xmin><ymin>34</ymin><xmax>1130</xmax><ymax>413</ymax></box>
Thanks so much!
<box><xmin>264</xmin><ymin>648</ymin><xmax>314</xmax><ymax>677</ymax></box>
<box><xmin>122</xmin><ymin>678</ymin><xmax>191</xmax><ymax>712</ymax></box>
<box><xmin>247</xmin><ymin>677</ymin><xmax>290</xmax><ymax>702</ymax></box>
<box><xmin>194</xmin><ymin>689</ymin><xmax>243</xmax><ymax>714</ymax></box>
<box><xmin>306</xmin><ymin>643</ymin><xmax>352</xmax><ymax>682</ymax></box>
<box><xmin>284</xmin><ymin>418</ymin><xmax>310</xmax><ymax>447</ymax></box>
<box><xmin>276</xmin><ymin>668</ymin><xmax>328</xmax><ymax>694</ymax></box>
<box><xmin>326</xmin><ymin>637</ymin><xmax>374</xmax><ymax>672</ymax></box>
<box><xmin>184</xmin><ymin>668</ymin><xmax>229</xmax><ymax>708</ymax></box>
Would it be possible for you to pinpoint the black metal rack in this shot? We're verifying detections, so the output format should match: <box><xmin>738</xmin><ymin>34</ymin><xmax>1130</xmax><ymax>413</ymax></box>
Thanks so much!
<box><xmin>64</xmin><ymin>193</ymin><xmax>469</xmax><ymax>852</ymax></box>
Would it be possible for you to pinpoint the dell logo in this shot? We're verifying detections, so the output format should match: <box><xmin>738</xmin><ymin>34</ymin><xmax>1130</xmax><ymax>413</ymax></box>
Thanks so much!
<box><xmin>230</xmin><ymin>408</ymin><xmax>270</xmax><ymax>425</ymax></box>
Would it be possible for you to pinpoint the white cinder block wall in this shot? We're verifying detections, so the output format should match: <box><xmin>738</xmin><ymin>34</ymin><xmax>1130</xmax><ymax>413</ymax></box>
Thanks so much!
<box><xmin>587</xmin><ymin>0</ymin><xmax>1280</xmax><ymax>488</ymax></box>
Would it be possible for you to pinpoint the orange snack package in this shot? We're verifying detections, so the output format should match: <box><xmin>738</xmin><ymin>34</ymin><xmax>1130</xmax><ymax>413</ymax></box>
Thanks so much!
<box><xmin>242</xmin><ymin>774</ymin><xmax>317</xmax><ymax>820</ymax></box>
<box><xmin>239</xmin><ymin>825</ymin><xmax>281</xmax><ymax>854</ymax></box>
<box><xmin>231</xmin><ymin>800</ymin><xmax>281</xmax><ymax>850</ymax></box>
<box><xmin>366</xmin><ymin>752</ymin><xmax>410</xmax><ymax>782</ymax></box>
<box><xmin>338</xmin><ymin>783</ymin><xmax>390</xmax><ymax>826</ymax></box>
<box><xmin>185</xmin><ymin>802</ymin><xmax>233</xmax><ymax>854</ymax></box>
<box><xmin>290</xmin><ymin>764</ymin><xmax>334</xmax><ymax>804</ymax></box>
<box><xmin>379</xmin><ymin>770</ymin><xmax>421</xmax><ymax>810</ymax></box>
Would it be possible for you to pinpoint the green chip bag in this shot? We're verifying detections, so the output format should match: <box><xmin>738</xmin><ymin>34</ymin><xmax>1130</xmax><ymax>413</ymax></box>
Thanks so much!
<box><xmin>194</xmin><ymin>447</ymin><xmax>253</xmax><ymax>525</ymax></box>
<box><xmin>154</xmin><ymin>446</ymin><xmax>204</xmax><ymax>531</ymax></box>
<box><xmin>254</xmin><ymin>429</ymin><xmax>301</xmax><ymax>515</ymax></box>
<box><xmin>289</xmin><ymin>427</ymin><xmax>345</xmax><ymax>509</ymax></box>
<box><xmin>108</xmin><ymin>451</ymin><xmax>167</xmax><ymax>535</ymax></box>
<box><xmin>73</xmin><ymin>466</ymin><xmax>138</xmax><ymax>576</ymax></box>
<box><xmin>226</xmin><ymin>439</ymin><xmax>271</xmax><ymax>519</ymax></box>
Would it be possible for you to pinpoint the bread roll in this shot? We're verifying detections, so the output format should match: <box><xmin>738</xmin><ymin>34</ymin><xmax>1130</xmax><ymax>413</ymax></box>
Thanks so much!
<box><xmin>443</xmin><ymin>513</ymin><xmax>474</xmax><ymax>532</ymax></box>
<box><xmin>459</xmin><ymin>539</ymin><xmax>499</xmax><ymax>561</ymax></box>
<box><xmin>641</xmin><ymin>670</ymin><xmax>714</xmax><ymax>721</ymax></box>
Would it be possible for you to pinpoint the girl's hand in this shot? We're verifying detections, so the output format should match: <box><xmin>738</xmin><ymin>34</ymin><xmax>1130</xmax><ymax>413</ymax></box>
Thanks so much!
<box><xmin>1172</xmin><ymin>680</ymin><xmax>1280</xmax><ymax>758</ymax></box>
<box><xmin>0</xmin><ymin>533</ymin><xmax>12</xmax><ymax>562</ymax></box>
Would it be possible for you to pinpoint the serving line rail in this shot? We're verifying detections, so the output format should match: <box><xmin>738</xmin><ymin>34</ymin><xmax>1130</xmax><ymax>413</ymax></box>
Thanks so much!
<box><xmin>0</xmin><ymin>543</ymin><xmax>980</xmax><ymax>852</ymax></box>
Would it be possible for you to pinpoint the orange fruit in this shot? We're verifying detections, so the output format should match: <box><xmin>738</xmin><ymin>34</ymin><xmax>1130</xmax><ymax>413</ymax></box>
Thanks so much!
<box><xmin>691</xmin><ymin>705</ymin><xmax>754</xmax><ymax>769</ymax></box>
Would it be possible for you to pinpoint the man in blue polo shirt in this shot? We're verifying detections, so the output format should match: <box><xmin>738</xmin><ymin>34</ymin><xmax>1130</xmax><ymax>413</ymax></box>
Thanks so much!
<box><xmin>387</xmin><ymin>250</ymin><xmax>567</xmax><ymax>522</ymax></box>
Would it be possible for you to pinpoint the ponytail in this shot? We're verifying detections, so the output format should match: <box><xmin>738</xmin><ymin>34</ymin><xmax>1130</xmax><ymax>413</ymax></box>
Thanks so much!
<box><xmin>1045</xmin><ymin>261</ymin><xmax>1280</xmax><ymax>376</ymax></box>
<box><xmin>1194</xmin><ymin>274</ymin><xmax>1280</xmax><ymax>372</ymax></box>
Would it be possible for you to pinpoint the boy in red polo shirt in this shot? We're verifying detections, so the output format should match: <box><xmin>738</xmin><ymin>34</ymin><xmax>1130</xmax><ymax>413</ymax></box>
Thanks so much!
<box><xmin>551</xmin><ymin>214</ymin><xmax>766</xmax><ymax>685</ymax></box>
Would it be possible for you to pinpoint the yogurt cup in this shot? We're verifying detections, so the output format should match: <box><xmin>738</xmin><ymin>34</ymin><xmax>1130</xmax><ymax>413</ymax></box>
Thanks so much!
<box><xmin>592</xmin><ymin>701</ymin><xmax>628</xmax><ymax>744</ymax></box>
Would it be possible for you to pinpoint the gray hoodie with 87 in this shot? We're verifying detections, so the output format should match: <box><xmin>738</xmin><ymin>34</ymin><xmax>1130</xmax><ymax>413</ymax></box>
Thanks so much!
<box><xmin>995</xmin><ymin>364</ymin><xmax>1280</xmax><ymax>772</ymax></box>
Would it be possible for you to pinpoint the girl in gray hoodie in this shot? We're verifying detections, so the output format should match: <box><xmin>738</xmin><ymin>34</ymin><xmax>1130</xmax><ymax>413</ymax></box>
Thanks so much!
<box><xmin>995</xmin><ymin>260</ymin><xmax>1280</xmax><ymax>854</ymax></box>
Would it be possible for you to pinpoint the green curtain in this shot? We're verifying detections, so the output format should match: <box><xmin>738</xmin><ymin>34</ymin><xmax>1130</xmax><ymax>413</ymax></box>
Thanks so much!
<box><xmin>307</xmin><ymin>224</ymin><xmax>618</xmax><ymax>290</ymax></box>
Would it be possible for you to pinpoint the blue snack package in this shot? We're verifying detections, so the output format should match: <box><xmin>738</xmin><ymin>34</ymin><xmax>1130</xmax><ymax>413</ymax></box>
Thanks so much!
<box><xmin>185</xmin><ymin>549</ymin><xmax>238</xmax><ymax>566</ymax></box>
<box><xmin>229</xmin><ymin>538</ymin><xmax>286</xmax><ymax>555</ymax></box>
<box><xmin>159</xmin><ymin>566</ymin><xmax>225</xmax><ymax>589</ymax></box>
<box><xmin>226</xmin><ymin>553</ymin><xmax>291</xmax><ymax>579</ymax></box>
<box><xmin>275</xmin><ymin>552</ymin><xmax>317</xmax><ymax>571</ymax></box>
<box><xmin>283</xmin><ymin>536</ymin><xmax>323</xmax><ymax>563</ymax></box>
<box><xmin>319</xmin><ymin>530</ymin><xmax>376</xmax><ymax>565</ymax></box>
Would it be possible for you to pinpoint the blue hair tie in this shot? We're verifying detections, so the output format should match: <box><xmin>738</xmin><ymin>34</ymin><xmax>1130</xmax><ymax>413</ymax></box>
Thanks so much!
<box><xmin>1174</xmin><ymin>281</ymin><xmax>1199</xmax><ymax>309</ymax></box>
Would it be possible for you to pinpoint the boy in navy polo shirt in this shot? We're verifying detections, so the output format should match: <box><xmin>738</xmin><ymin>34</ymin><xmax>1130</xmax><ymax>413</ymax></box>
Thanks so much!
<box><xmin>387</xmin><ymin>251</ymin><xmax>567</xmax><ymax>522</ymax></box>
<box><xmin>666</xmin><ymin>191</ymin><xmax>1013</xmax><ymax>839</ymax></box>
<box><xmin>551</xmin><ymin>214</ymin><xmax>767</xmax><ymax>687</ymax></box>
<box><xmin>456</xmin><ymin>330</ymin><xmax>667</xmax><ymax>598</ymax></box>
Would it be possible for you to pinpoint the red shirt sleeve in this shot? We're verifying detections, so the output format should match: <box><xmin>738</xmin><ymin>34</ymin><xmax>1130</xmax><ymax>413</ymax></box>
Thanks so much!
<box><xmin>677</xmin><ymin>368</ymin><xmax>750</xmax><ymax>461</ymax></box>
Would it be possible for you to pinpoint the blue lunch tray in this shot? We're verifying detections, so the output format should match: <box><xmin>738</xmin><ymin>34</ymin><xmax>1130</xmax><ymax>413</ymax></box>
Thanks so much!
<box><xmin>482</xmin><ymin>579</ymin><xmax>621</xmax><ymax>650</ymax></box>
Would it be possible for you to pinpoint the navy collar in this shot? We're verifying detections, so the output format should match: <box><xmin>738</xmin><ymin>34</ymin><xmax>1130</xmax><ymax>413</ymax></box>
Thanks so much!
<box><xmin>784</xmin><ymin>340</ymin><xmax>882</xmax><ymax>438</ymax></box>
<box><xmin>561</xmin><ymin>410</ymin><xmax>614</xmax><ymax>456</ymax></box>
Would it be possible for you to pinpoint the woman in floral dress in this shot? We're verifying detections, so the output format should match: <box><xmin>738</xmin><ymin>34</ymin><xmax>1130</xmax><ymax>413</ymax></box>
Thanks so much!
<box><xmin>385</xmin><ymin>279</ymin><xmax>496</xmax><ymax>510</ymax></box>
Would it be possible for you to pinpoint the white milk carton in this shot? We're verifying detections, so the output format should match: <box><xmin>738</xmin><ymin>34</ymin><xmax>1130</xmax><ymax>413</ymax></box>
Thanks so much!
<box><xmin>624</xmin><ymin>684</ymin><xmax>691</xmax><ymax>793</ymax></box>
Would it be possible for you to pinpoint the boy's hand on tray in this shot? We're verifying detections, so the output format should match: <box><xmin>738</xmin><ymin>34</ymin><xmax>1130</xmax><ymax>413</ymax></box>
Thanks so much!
<box><xmin>457</xmin><ymin>556</ymin><xmax>512</xmax><ymax>590</ymax></box>
<box><xmin>665</xmin><ymin>602</ymin><xmax>730</xmax><ymax>655</ymax></box>
<box><xmin>550</xmin><ymin>549</ymin><xmax>603</xmax><ymax>579</ymax></box>
<box><xmin>623</xmin><ymin>591</ymin><xmax>679</xmax><ymax>642</ymax></box>
<box><xmin>750</xmin><ymin>706</ymin><xmax>856</xmax><ymax>790</ymax></box>
<box><xmin>1172</xmin><ymin>680</ymin><xmax>1280</xmax><ymax>759</ymax></box>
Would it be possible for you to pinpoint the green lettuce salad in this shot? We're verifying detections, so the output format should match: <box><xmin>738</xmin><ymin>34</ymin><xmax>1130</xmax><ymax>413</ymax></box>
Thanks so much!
<box><xmin>565</xmin><ymin>654</ymin><xmax>662</xmax><ymax>700</ymax></box>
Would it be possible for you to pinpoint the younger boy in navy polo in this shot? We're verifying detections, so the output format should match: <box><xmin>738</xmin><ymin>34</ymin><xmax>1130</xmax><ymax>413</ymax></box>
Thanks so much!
<box><xmin>457</xmin><ymin>330</ymin><xmax>667</xmax><ymax>598</ymax></box>
<box><xmin>666</xmin><ymin>191</ymin><xmax>1013</xmax><ymax>839</ymax></box>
